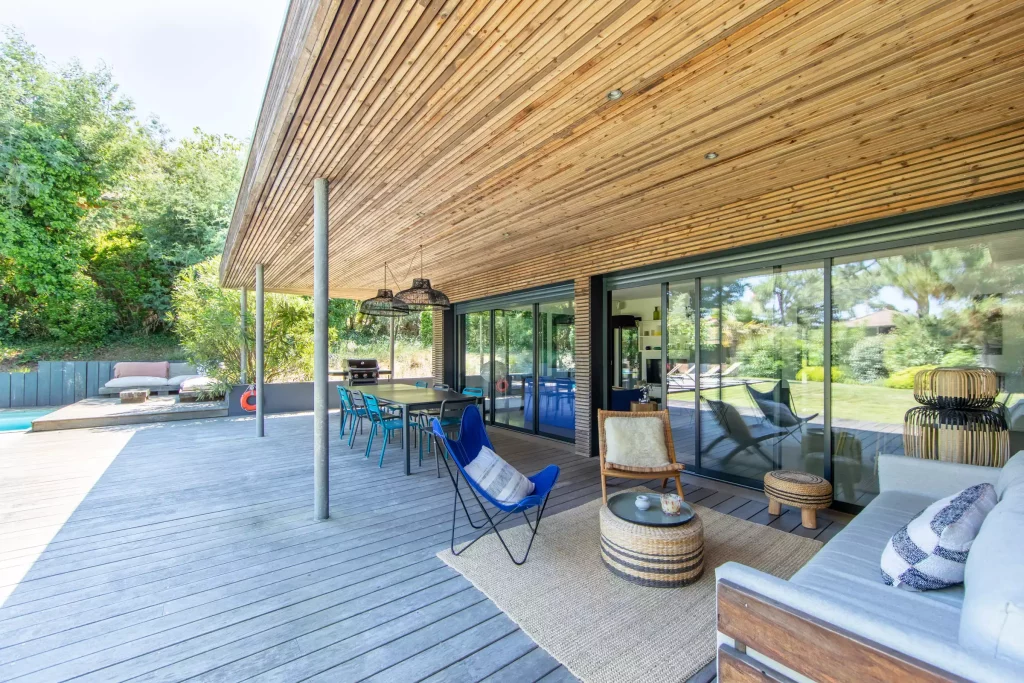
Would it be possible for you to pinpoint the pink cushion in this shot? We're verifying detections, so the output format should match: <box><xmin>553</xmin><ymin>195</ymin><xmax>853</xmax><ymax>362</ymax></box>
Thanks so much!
<box><xmin>114</xmin><ymin>361</ymin><xmax>170</xmax><ymax>379</ymax></box>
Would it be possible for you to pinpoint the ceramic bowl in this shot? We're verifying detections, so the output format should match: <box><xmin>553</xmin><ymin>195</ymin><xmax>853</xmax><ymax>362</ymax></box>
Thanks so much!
<box><xmin>634</xmin><ymin>495</ymin><xmax>651</xmax><ymax>511</ymax></box>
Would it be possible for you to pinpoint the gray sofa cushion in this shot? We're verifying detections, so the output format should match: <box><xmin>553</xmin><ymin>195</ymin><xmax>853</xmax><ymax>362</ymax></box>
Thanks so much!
<box><xmin>960</xmin><ymin>485</ymin><xmax>1024</xmax><ymax>664</ymax></box>
<box><xmin>996</xmin><ymin>451</ymin><xmax>1024</xmax><ymax>499</ymax></box>
<box><xmin>791</xmin><ymin>491</ymin><xmax>964</xmax><ymax>643</ymax></box>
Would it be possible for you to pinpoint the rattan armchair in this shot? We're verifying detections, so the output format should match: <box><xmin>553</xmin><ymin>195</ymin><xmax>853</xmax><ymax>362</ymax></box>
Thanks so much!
<box><xmin>597</xmin><ymin>409</ymin><xmax>685</xmax><ymax>504</ymax></box>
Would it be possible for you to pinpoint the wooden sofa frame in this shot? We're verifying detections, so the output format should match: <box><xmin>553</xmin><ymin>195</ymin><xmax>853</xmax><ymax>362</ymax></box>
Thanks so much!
<box><xmin>716</xmin><ymin>580</ymin><xmax>967</xmax><ymax>683</ymax></box>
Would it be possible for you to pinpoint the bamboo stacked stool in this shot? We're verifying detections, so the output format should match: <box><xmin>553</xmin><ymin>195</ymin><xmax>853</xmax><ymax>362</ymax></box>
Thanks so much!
<box><xmin>763</xmin><ymin>470</ymin><xmax>833</xmax><ymax>529</ymax></box>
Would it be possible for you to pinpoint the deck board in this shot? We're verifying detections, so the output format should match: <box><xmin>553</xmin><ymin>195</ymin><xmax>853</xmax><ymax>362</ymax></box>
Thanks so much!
<box><xmin>0</xmin><ymin>411</ymin><xmax>847</xmax><ymax>682</ymax></box>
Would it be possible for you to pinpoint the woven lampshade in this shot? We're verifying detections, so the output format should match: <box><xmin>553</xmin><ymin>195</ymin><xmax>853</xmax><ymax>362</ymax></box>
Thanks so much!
<box><xmin>913</xmin><ymin>367</ymin><xmax>1000</xmax><ymax>409</ymax></box>
<box><xmin>395</xmin><ymin>278</ymin><xmax>451</xmax><ymax>310</ymax></box>
<box><xmin>359</xmin><ymin>289</ymin><xmax>410</xmax><ymax>318</ymax></box>
<box><xmin>904</xmin><ymin>406</ymin><xmax>1009</xmax><ymax>467</ymax></box>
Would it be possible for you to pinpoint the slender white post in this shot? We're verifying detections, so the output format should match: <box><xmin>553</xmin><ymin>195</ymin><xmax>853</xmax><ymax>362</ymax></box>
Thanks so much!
<box><xmin>239</xmin><ymin>288</ymin><xmax>248</xmax><ymax>385</ymax></box>
<box><xmin>313</xmin><ymin>178</ymin><xmax>330</xmax><ymax>520</ymax></box>
<box><xmin>255</xmin><ymin>264</ymin><xmax>265</xmax><ymax>437</ymax></box>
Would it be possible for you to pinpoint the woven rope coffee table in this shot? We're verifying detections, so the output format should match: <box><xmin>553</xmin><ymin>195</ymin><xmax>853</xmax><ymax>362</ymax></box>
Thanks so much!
<box><xmin>599</xmin><ymin>492</ymin><xmax>704</xmax><ymax>587</ymax></box>
<box><xmin>764</xmin><ymin>470</ymin><xmax>833</xmax><ymax>529</ymax></box>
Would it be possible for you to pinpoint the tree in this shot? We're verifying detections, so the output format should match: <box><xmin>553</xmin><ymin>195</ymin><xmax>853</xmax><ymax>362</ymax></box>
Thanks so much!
<box><xmin>0</xmin><ymin>30</ymin><xmax>143</xmax><ymax>342</ymax></box>
<box><xmin>172</xmin><ymin>257</ymin><xmax>327</xmax><ymax>383</ymax></box>
<box><xmin>142</xmin><ymin>131</ymin><xmax>244</xmax><ymax>268</ymax></box>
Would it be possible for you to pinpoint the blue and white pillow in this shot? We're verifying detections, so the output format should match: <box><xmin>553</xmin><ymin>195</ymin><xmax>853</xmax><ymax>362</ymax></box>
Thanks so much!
<box><xmin>881</xmin><ymin>483</ymin><xmax>997</xmax><ymax>591</ymax></box>
<box><xmin>464</xmin><ymin>446</ymin><xmax>535</xmax><ymax>506</ymax></box>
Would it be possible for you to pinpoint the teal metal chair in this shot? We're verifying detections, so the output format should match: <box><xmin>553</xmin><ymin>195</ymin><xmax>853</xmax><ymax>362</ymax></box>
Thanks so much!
<box><xmin>362</xmin><ymin>393</ymin><xmax>404</xmax><ymax>467</ymax></box>
<box><xmin>415</xmin><ymin>380</ymin><xmax>429</xmax><ymax>388</ymax></box>
<box><xmin>461</xmin><ymin>387</ymin><xmax>484</xmax><ymax>398</ymax></box>
<box><xmin>337</xmin><ymin>385</ymin><xmax>368</xmax><ymax>447</ymax></box>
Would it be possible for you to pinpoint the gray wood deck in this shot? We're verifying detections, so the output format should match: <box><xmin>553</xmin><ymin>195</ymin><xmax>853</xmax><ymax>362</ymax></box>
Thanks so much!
<box><xmin>0</xmin><ymin>412</ymin><xmax>847</xmax><ymax>682</ymax></box>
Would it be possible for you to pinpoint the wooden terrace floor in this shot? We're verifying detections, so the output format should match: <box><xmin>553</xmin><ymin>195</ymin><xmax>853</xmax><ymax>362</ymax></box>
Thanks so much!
<box><xmin>0</xmin><ymin>412</ymin><xmax>847</xmax><ymax>682</ymax></box>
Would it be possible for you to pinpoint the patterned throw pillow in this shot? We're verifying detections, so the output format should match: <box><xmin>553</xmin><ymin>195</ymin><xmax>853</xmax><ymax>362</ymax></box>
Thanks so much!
<box><xmin>881</xmin><ymin>483</ymin><xmax>997</xmax><ymax>591</ymax></box>
<box><xmin>464</xmin><ymin>446</ymin><xmax>535</xmax><ymax>506</ymax></box>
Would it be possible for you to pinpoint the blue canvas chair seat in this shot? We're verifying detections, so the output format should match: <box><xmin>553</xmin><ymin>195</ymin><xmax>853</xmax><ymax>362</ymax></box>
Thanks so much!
<box><xmin>432</xmin><ymin>405</ymin><xmax>559</xmax><ymax>565</ymax></box>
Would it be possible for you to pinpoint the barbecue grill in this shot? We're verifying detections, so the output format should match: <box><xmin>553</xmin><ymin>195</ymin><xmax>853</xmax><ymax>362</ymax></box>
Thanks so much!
<box><xmin>344</xmin><ymin>358</ymin><xmax>381</xmax><ymax>386</ymax></box>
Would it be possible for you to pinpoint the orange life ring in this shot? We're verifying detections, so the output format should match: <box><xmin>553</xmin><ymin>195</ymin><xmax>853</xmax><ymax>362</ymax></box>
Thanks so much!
<box><xmin>241</xmin><ymin>385</ymin><xmax>258</xmax><ymax>412</ymax></box>
<box><xmin>496</xmin><ymin>377</ymin><xmax>509</xmax><ymax>393</ymax></box>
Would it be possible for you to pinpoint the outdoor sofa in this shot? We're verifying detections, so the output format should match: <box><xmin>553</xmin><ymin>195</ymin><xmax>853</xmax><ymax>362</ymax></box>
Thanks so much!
<box><xmin>716</xmin><ymin>452</ymin><xmax>1024</xmax><ymax>682</ymax></box>
<box><xmin>98</xmin><ymin>362</ymin><xmax>202</xmax><ymax>396</ymax></box>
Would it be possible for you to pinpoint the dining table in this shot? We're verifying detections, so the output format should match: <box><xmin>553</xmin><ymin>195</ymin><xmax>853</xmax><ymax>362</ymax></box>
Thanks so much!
<box><xmin>354</xmin><ymin>384</ymin><xmax>480</xmax><ymax>475</ymax></box>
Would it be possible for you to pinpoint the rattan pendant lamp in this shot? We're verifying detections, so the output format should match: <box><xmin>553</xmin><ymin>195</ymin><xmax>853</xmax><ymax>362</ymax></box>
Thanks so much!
<box><xmin>359</xmin><ymin>263</ymin><xmax>410</xmax><ymax>318</ymax></box>
<box><xmin>395</xmin><ymin>245</ymin><xmax>451</xmax><ymax>310</ymax></box>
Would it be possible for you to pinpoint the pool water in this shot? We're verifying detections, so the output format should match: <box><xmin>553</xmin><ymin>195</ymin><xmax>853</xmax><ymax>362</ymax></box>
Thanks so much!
<box><xmin>0</xmin><ymin>408</ymin><xmax>55</xmax><ymax>432</ymax></box>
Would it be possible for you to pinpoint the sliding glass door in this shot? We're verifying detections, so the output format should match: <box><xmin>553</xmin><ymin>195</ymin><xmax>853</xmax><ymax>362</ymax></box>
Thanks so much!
<box><xmin>697</xmin><ymin>264</ymin><xmax>825</xmax><ymax>484</ymax></box>
<box><xmin>537</xmin><ymin>299</ymin><xmax>576</xmax><ymax>439</ymax></box>
<box><xmin>462</xmin><ymin>311</ymin><xmax>492</xmax><ymax>420</ymax></box>
<box><xmin>493</xmin><ymin>306</ymin><xmax>533</xmax><ymax>430</ymax></box>
<box><xmin>456</xmin><ymin>288</ymin><xmax>576</xmax><ymax>441</ymax></box>
<box><xmin>605</xmin><ymin>215</ymin><xmax>1024</xmax><ymax>509</ymax></box>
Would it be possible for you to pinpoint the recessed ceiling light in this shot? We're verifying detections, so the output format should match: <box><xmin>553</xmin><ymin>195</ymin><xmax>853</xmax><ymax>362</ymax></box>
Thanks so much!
<box><xmin>606</xmin><ymin>89</ymin><xmax>623</xmax><ymax>101</ymax></box>
<box><xmin>705</xmin><ymin>152</ymin><xmax>719</xmax><ymax>160</ymax></box>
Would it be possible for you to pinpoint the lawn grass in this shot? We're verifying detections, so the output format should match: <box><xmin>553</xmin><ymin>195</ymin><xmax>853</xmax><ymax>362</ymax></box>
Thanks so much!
<box><xmin>671</xmin><ymin>379</ymin><xmax>920</xmax><ymax>425</ymax></box>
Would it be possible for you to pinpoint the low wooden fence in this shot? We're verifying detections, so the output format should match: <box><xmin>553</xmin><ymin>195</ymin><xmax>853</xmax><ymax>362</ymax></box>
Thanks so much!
<box><xmin>0</xmin><ymin>361</ymin><xmax>123</xmax><ymax>408</ymax></box>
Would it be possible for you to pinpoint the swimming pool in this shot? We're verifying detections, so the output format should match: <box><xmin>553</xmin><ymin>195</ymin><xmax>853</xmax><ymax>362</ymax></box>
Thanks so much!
<box><xmin>0</xmin><ymin>408</ymin><xmax>55</xmax><ymax>432</ymax></box>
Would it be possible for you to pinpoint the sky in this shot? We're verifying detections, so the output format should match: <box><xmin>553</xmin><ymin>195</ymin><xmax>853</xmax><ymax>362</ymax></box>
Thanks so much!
<box><xmin>1</xmin><ymin>0</ymin><xmax>290</xmax><ymax>142</ymax></box>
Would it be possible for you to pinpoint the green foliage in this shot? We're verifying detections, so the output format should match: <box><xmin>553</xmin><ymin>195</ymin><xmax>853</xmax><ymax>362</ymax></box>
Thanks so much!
<box><xmin>0</xmin><ymin>30</ymin><xmax>243</xmax><ymax>351</ymax></box>
<box><xmin>171</xmin><ymin>257</ymin><xmax>326</xmax><ymax>383</ymax></box>
<box><xmin>142</xmin><ymin>131</ymin><xmax>244</xmax><ymax>267</ymax></box>
<box><xmin>795</xmin><ymin>365</ymin><xmax>844</xmax><ymax>383</ymax></box>
<box><xmin>940</xmin><ymin>347</ymin><xmax>978</xmax><ymax>367</ymax></box>
<box><xmin>884</xmin><ymin>365</ymin><xmax>937</xmax><ymax>389</ymax></box>
<box><xmin>848</xmin><ymin>334</ymin><xmax>888</xmax><ymax>383</ymax></box>
<box><xmin>883</xmin><ymin>314</ymin><xmax>946</xmax><ymax>372</ymax></box>
<box><xmin>419</xmin><ymin>309</ymin><xmax>434</xmax><ymax>347</ymax></box>
<box><xmin>88</xmin><ymin>225</ymin><xmax>171</xmax><ymax>334</ymax></box>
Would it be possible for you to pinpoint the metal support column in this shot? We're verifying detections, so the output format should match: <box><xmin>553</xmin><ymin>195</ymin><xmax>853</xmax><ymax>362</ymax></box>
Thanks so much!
<box><xmin>255</xmin><ymin>265</ymin><xmax>265</xmax><ymax>437</ymax></box>
<box><xmin>240</xmin><ymin>288</ymin><xmax>248</xmax><ymax>385</ymax></box>
<box><xmin>313</xmin><ymin>178</ymin><xmax>330</xmax><ymax>520</ymax></box>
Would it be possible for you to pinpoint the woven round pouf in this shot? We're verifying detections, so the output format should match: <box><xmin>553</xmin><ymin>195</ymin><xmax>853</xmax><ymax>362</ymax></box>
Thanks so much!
<box><xmin>599</xmin><ymin>505</ymin><xmax>704</xmax><ymax>587</ymax></box>
<box><xmin>763</xmin><ymin>470</ymin><xmax>833</xmax><ymax>530</ymax></box>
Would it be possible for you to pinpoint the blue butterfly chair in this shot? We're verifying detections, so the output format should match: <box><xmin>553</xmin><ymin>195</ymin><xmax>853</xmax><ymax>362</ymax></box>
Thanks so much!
<box><xmin>431</xmin><ymin>405</ymin><xmax>559</xmax><ymax>565</ymax></box>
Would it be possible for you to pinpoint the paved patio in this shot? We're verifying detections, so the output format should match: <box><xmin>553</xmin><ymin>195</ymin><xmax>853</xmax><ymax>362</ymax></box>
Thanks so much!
<box><xmin>0</xmin><ymin>412</ymin><xmax>847</xmax><ymax>682</ymax></box>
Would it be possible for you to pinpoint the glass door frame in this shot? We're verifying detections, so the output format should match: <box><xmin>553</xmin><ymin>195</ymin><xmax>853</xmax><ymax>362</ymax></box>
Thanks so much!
<box><xmin>599</xmin><ymin>195</ymin><xmax>1024</xmax><ymax>512</ymax></box>
<box><xmin>456</xmin><ymin>297</ymin><xmax>576</xmax><ymax>444</ymax></box>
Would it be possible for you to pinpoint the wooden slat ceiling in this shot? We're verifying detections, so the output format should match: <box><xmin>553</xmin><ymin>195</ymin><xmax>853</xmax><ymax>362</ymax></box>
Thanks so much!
<box><xmin>221</xmin><ymin>0</ymin><xmax>1024</xmax><ymax>298</ymax></box>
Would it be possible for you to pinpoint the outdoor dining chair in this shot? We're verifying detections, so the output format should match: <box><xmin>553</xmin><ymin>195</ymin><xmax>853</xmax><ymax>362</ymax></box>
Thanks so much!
<box><xmin>701</xmin><ymin>397</ymin><xmax>784</xmax><ymax>467</ymax></box>
<box><xmin>432</xmin><ymin>405</ymin><xmax>559</xmax><ymax>565</ymax></box>
<box><xmin>361</xmin><ymin>393</ymin><xmax>404</xmax><ymax>467</ymax></box>
<box><xmin>337</xmin><ymin>385</ymin><xmax>368</xmax><ymax>447</ymax></box>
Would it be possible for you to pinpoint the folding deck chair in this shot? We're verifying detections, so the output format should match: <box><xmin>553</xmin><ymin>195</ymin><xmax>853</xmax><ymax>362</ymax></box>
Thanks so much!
<box><xmin>432</xmin><ymin>405</ymin><xmax>560</xmax><ymax>565</ymax></box>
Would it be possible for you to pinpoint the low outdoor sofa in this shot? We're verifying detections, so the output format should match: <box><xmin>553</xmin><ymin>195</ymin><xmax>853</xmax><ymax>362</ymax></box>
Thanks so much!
<box><xmin>99</xmin><ymin>362</ymin><xmax>201</xmax><ymax>396</ymax></box>
<box><xmin>716</xmin><ymin>452</ymin><xmax>1024</xmax><ymax>682</ymax></box>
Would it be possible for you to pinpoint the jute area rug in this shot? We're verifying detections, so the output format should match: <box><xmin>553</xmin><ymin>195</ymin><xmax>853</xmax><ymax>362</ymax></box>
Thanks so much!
<box><xmin>438</xmin><ymin>491</ymin><xmax>822</xmax><ymax>683</ymax></box>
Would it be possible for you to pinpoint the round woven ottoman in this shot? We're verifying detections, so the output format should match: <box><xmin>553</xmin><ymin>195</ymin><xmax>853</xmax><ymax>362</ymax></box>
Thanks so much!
<box><xmin>763</xmin><ymin>470</ymin><xmax>833</xmax><ymax>529</ymax></box>
<box><xmin>599</xmin><ymin>504</ymin><xmax>704</xmax><ymax>587</ymax></box>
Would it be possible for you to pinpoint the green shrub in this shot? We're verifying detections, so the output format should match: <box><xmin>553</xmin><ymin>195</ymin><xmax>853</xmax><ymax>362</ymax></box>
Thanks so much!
<box><xmin>883</xmin><ymin>315</ymin><xmax>945</xmax><ymax>373</ymax></box>
<box><xmin>940</xmin><ymin>348</ymin><xmax>978</xmax><ymax>367</ymax></box>
<box><xmin>795</xmin><ymin>366</ymin><xmax>844</xmax><ymax>382</ymax></box>
<box><xmin>883</xmin><ymin>365</ymin><xmax>937</xmax><ymax>389</ymax></box>
<box><xmin>171</xmin><ymin>257</ymin><xmax>327</xmax><ymax>382</ymax></box>
<box><xmin>848</xmin><ymin>334</ymin><xmax>888</xmax><ymax>382</ymax></box>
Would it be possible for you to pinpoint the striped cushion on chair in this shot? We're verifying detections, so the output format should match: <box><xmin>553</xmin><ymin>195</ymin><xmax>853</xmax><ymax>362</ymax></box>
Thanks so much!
<box><xmin>464</xmin><ymin>446</ymin><xmax>535</xmax><ymax>506</ymax></box>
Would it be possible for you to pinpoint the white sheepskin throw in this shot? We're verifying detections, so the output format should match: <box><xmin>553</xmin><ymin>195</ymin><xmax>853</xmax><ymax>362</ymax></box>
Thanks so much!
<box><xmin>604</xmin><ymin>417</ymin><xmax>669</xmax><ymax>469</ymax></box>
